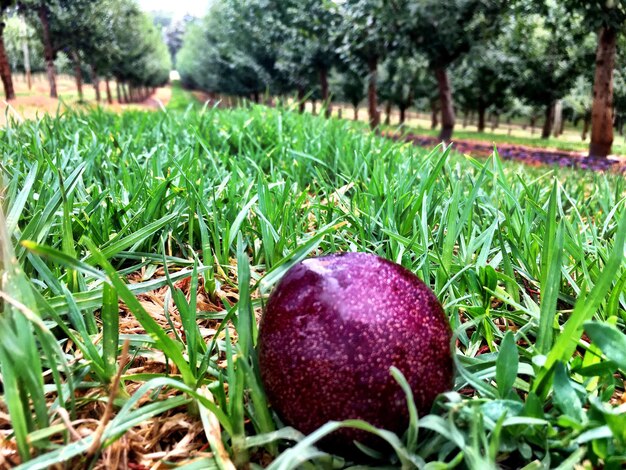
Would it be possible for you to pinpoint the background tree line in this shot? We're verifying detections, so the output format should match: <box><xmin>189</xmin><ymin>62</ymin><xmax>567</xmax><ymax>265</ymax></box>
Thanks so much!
<box><xmin>176</xmin><ymin>0</ymin><xmax>626</xmax><ymax>159</ymax></box>
<box><xmin>0</xmin><ymin>0</ymin><xmax>170</xmax><ymax>104</ymax></box>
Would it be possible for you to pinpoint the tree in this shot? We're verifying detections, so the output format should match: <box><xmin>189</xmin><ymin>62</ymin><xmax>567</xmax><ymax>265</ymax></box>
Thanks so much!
<box><xmin>177</xmin><ymin>3</ymin><xmax>273</xmax><ymax>100</ymax></box>
<box><xmin>281</xmin><ymin>0</ymin><xmax>340</xmax><ymax>117</ymax></box>
<box><xmin>337</xmin><ymin>0</ymin><xmax>394</xmax><ymax>129</ymax></box>
<box><xmin>563</xmin><ymin>76</ymin><xmax>593</xmax><ymax>140</ymax></box>
<box><xmin>329</xmin><ymin>64</ymin><xmax>365</xmax><ymax>120</ymax></box>
<box><xmin>393</xmin><ymin>0</ymin><xmax>510</xmax><ymax>141</ymax></box>
<box><xmin>379</xmin><ymin>55</ymin><xmax>428</xmax><ymax>124</ymax></box>
<box><xmin>564</xmin><ymin>1</ymin><xmax>626</xmax><ymax>157</ymax></box>
<box><xmin>82</xmin><ymin>1</ymin><xmax>118</xmax><ymax>102</ymax></box>
<box><xmin>4</xmin><ymin>16</ymin><xmax>44</xmax><ymax>88</ymax></box>
<box><xmin>613</xmin><ymin>67</ymin><xmax>626</xmax><ymax>135</ymax></box>
<box><xmin>178</xmin><ymin>1</ymin><xmax>292</xmax><ymax>101</ymax></box>
<box><xmin>108</xmin><ymin>0</ymin><xmax>170</xmax><ymax>102</ymax></box>
<box><xmin>48</xmin><ymin>0</ymin><xmax>107</xmax><ymax>101</ymax></box>
<box><xmin>19</xmin><ymin>0</ymin><xmax>60</xmax><ymax>97</ymax></box>
<box><xmin>507</xmin><ymin>3</ymin><xmax>593</xmax><ymax>139</ymax></box>
<box><xmin>0</xmin><ymin>0</ymin><xmax>16</xmax><ymax>100</ymax></box>
<box><xmin>275</xmin><ymin>34</ymin><xmax>316</xmax><ymax>112</ymax></box>
<box><xmin>453</xmin><ymin>44</ymin><xmax>514</xmax><ymax>132</ymax></box>
<box><xmin>163</xmin><ymin>14</ymin><xmax>194</xmax><ymax>66</ymax></box>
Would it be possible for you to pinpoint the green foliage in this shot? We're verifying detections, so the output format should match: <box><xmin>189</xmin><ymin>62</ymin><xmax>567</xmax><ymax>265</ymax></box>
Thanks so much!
<box><xmin>329</xmin><ymin>65</ymin><xmax>365</xmax><ymax>111</ymax></box>
<box><xmin>2</xmin><ymin>16</ymin><xmax>46</xmax><ymax>73</ymax></box>
<box><xmin>107</xmin><ymin>0</ymin><xmax>170</xmax><ymax>86</ymax></box>
<box><xmin>565</xmin><ymin>0</ymin><xmax>626</xmax><ymax>30</ymax></box>
<box><xmin>379</xmin><ymin>55</ymin><xmax>429</xmax><ymax>114</ymax></box>
<box><xmin>15</xmin><ymin>0</ymin><xmax>170</xmax><ymax>87</ymax></box>
<box><xmin>507</xmin><ymin>2</ymin><xmax>595</xmax><ymax>109</ymax></box>
<box><xmin>276</xmin><ymin>0</ymin><xmax>340</xmax><ymax>93</ymax></box>
<box><xmin>453</xmin><ymin>43</ymin><xmax>514</xmax><ymax>117</ymax></box>
<box><xmin>1</xmin><ymin>102</ymin><xmax>625</xmax><ymax>467</ymax></box>
<box><xmin>393</xmin><ymin>0</ymin><xmax>510</xmax><ymax>69</ymax></box>
<box><xmin>336</xmin><ymin>0</ymin><xmax>394</xmax><ymax>67</ymax></box>
<box><xmin>176</xmin><ymin>1</ymin><xmax>279</xmax><ymax>97</ymax></box>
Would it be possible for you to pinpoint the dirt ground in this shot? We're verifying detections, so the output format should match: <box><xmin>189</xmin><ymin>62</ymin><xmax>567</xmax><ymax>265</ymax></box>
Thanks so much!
<box><xmin>387</xmin><ymin>131</ymin><xmax>626</xmax><ymax>172</ymax></box>
<box><xmin>0</xmin><ymin>74</ymin><xmax>171</xmax><ymax>126</ymax></box>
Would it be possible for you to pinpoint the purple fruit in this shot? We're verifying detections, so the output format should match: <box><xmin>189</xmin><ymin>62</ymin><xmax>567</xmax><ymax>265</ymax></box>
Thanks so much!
<box><xmin>258</xmin><ymin>252</ymin><xmax>454</xmax><ymax>449</ymax></box>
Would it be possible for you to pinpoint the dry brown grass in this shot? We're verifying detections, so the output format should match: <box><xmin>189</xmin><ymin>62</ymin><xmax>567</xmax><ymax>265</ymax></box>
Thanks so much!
<box><xmin>0</xmin><ymin>262</ymin><xmax>247</xmax><ymax>470</ymax></box>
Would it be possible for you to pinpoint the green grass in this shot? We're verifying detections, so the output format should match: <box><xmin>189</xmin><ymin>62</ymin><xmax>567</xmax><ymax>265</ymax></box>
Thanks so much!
<box><xmin>1</xmin><ymin>102</ymin><xmax>625</xmax><ymax>469</ymax></box>
<box><xmin>167</xmin><ymin>80</ymin><xmax>203</xmax><ymax>112</ymax></box>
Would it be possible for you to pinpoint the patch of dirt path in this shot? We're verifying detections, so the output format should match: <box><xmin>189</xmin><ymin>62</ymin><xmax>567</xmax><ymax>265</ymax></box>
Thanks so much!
<box><xmin>0</xmin><ymin>86</ymin><xmax>172</xmax><ymax>126</ymax></box>
<box><xmin>389</xmin><ymin>132</ymin><xmax>626</xmax><ymax>173</ymax></box>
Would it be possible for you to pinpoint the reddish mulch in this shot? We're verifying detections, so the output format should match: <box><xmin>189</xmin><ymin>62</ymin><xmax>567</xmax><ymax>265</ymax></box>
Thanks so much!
<box><xmin>389</xmin><ymin>132</ymin><xmax>626</xmax><ymax>173</ymax></box>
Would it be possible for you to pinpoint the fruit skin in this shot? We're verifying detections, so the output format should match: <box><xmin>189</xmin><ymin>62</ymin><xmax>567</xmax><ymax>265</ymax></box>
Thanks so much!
<box><xmin>258</xmin><ymin>252</ymin><xmax>453</xmax><ymax>449</ymax></box>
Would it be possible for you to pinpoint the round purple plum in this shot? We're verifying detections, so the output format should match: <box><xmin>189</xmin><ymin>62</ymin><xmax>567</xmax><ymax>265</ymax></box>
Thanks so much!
<box><xmin>258</xmin><ymin>252</ymin><xmax>454</xmax><ymax>450</ymax></box>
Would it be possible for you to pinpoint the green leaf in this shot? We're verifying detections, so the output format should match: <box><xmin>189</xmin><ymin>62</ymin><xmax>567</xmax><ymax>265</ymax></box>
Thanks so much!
<box><xmin>584</xmin><ymin>321</ymin><xmax>626</xmax><ymax>371</ymax></box>
<box><xmin>534</xmin><ymin>210</ymin><xmax>626</xmax><ymax>395</ymax></box>
<box><xmin>81</xmin><ymin>237</ymin><xmax>196</xmax><ymax>386</ymax></box>
<box><xmin>537</xmin><ymin>183</ymin><xmax>565</xmax><ymax>354</ymax></box>
<box><xmin>101</xmin><ymin>283</ymin><xmax>119</xmax><ymax>378</ymax></box>
<box><xmin>84</xmin><ymin>213</ymin><xmax>178</xmax><ymax>263</ymax></box>
<box><xmin>6</xmin><ymin>161</ymin><xmax>38</xmax><ymax>236</ymax></box>
<box><xmin>496</xmin><ymin>331</ymin><xmax>519</xmax><ymax>398</ymax></box>
<box><xmin>552</xmin><ymin>362</ymin><xmax>583</xmax><ymax>422</ymax></box>
<box><xmin>391</xmin><ymin>366</ymin><xmax>419</xmax><ymax>454</ymax></box>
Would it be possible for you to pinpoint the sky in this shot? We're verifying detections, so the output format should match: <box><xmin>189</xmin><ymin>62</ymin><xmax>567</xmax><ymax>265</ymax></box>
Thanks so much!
<box><xmin>137</xmin><ymin>0</ymin><xmax>212</xmax><ymax>19</ymax></box>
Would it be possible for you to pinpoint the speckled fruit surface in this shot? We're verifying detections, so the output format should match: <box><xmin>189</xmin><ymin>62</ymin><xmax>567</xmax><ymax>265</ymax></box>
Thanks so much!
<box><xmin>257</xmin><ymin>252</ymin><xmax>453</xmax><ymax>449</ymax></box>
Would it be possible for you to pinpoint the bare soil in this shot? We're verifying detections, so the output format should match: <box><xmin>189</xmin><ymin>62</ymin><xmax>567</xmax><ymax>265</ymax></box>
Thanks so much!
<box><xmin>387</xmin><ymin>131</ymin><xmax>626</xmax><ymax>172</ymax></box>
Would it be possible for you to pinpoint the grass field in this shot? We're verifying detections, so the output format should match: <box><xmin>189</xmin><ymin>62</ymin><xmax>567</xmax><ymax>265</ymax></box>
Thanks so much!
<box><xmin>1</xmin><ymin>96</ymin><xmax>625</xmax><ymax>469</ymax></box>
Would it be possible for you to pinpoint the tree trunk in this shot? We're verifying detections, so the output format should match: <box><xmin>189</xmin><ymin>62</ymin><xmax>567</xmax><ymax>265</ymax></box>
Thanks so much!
<box><xmin>552</xmin><ymin>100</ymin><xmax>563</xmax><ymax>137</ymax></box>
<box><xmin>367</xmin><ymin>57</ymin><xmax>380</xmax><ymax>129</ymax></box>
<box><xmin>0</xmin><ymin>21</ymin><xmax>15</xmax><ymax>100</ymax></box>
<box><xmin>430</xmin><ymin>101</ymin><xmax>439</xmax><ymax>129</ymax></box>
<box><xmin>20</xmin><ymin>18</ymin><xmax>31</xmax><ymax>90</ymax></box>
<box><xmin>312</xmin><ymin>100</ymin><xmax>317</xmax><ymax>115</ymax></box>
<box><xmin>399</xmin><ymin>106</ymin><xmax>407</xmax><ymax>124</ymax></box>
<box><xmin>105</xmin><ymin>79</ymin><xmax>112</xmax><ymax>104</ymax></box>
<box><xmin>116</xmin><ymin>80</ymin><xmax>122</xmax><ymax>103</ymax></box>
<box><xmin>319</xmin><ymin>67</ymin><xmax>331</xmax><ymax>118</ymax></box>
<box><xmin>297</xmin><ymin>88</ymin><xmax>305</xmax><ymax>113</ymax></box>
<box><xmin>385</xmin><ymin>100</ymin><xmax>391</xmax><ymax>125</ymax></box>
<box><xmin>37</xmin><ymin>6</ymin><xmax>57</xmax><ymax>98</ymax></box>
<box><xmin>434</xmin><ymin>67</ymin><xmax>454</xmax><ymax>142</ymax></box>
<box><xmin>530</xmin><ymin>116</ymin><xmax>536</xmax><ymax>135</ymax></box>
<box><xmin>253</xmin><ymin>91</ymin><xmax>260</xmax><ymax>103</ymax></box>
<box><xmin>462</xmin><ymin>110</ymin><xmax>468</xmax><ymax>128</ymax></box>
<box><xmin>90</xmin><ymin>65</ymin><xmax>100</xmax><ymax>102</ymax></box>
<box><xmin>337</xmin><ymin>107</ymin><xmax>342</xmax><ymax>119</ymax></box>
<box><xmin>354</xmin><ymin>105</ymin><xmax>359</xmax><ymax>121</ymax></box>
<box><xmin>71</xmin><ymin>51</ymin><xmax>83</xmax><ymax>101</ymax></box>
<box><xmin>541</xmin><ymin>102</ymin><xmax>554</xmax><ymax>139</ymax></box>
<box><xmin>477</xmin><ymin>99</ymin><xmax>486</xmax><ymax>133</ymax></box>
<box><xmin>582</xmin><ymin>111</ymin><xmax>591</xmax><ymax>140</ymax></box>
<box><xmin>589</xmin><ymin>26</ymin><xmax>617</xmax><ymax>158</ymax></box>
<box><xmin>122</xmin><ymin>83</ymin><xmax>129</xmax><ymax>103</ymax></box>
<box><xmin>491</xmin><ymin>113</ymin><xmax>499</xmax><ymax>131</ymax></box>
